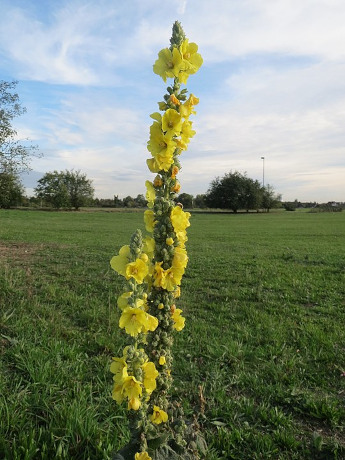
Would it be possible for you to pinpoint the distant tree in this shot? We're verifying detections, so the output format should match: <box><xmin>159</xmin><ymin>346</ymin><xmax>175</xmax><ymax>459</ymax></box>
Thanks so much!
<box><xmin>177</xmin><ymin>193</ymin><xmax>194</xmax><ymax>208</ymax></box>
<box><xmin>261</xmin><ymin>184</ymin><xmax>282</xmax><ymax>212</ymax></box>
<box><xmin>35</xmin><ymin>171</ymin><xmax>69</xmax><ymax>209</ymax></box>
<box><xmin>35</xmin><ymin>170</ymin><xmax>94</xmax><ymax>210</ymax></box>
<box><xmin>206</xmin><ymin>171</ymin><xmax>262</xmax><ymax>212</ymax></box>
<box><xmin>243</xmin><ymin>177</ymin><xmax>262</xmax><ymax>212</ymax></box>
<box><xmin>0</xmin><ymin>172</ymin><xmax>24</xmax><ymax>208</ymax></box>
<box><xmin>283</xmin><ymin>203</ymin><xmax>296</xmax><ymax>211</ymax></box>
<box><xmin>194</xmin><ymin>194</ymin><xmax>207</xmax><ymax>208</ymax></box>
<box><xmin>114</xmin><ymin>195</ymin><xmax>123</xmax><ymax>207</ymax></box>
<box><xmin>134</xmin><ymin>194</ymin><xmax>146</xmax><ymax>208</ymax></box>
<box><xmin>123</xmin><ymin>196</ymin><xmax>136</xmax><ymax>208</ymax></box>
<box><xmin>96</xmin><ymin>198</ymin><xmax>115</xmax><ymax>208</ymax></box>
<box><xmin>194</xmin><ymin>194</ymin><xmax>207</xmax><ymax>209</ymax></box>
<box><xmin>0</xmin><ymin>80</ymin><xmax>39</xmax><ymax>173</ymax></box>
<box><xmin>63</xmin><ymin>170</ymin><xmax>94</xmax><ymax>210</ymax></box>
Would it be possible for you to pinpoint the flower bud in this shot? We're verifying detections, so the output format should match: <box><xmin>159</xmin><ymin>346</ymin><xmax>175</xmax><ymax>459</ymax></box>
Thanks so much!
<box><xmin>153</xmin><ymin>175</ymin><xmax>163</xmax><ymax>187</ymax></box>
<box><xmin>172</xmin><ymin>182</ymin><xmax>181</xmax><ymax>193</ymax></box>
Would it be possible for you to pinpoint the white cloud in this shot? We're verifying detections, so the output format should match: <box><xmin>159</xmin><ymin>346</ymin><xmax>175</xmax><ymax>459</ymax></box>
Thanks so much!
<box><xmin>183</xmin><ymin>0</ymin><xmax>345</xmax><ymax>62</ymax></box>
<box><xmin>2</xmin><ymin>0</ymin><xmax>345</xmax><ymax>202</ymax></box>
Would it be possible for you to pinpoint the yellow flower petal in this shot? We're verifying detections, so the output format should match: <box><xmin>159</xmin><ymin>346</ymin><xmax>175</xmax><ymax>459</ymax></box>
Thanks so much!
<box><xmin>125</xmin><ymin>258</ymin><xmax>149</xmax><ymax>284</ymax></box>
<box><xmin>135</xmin><ymin>452</ymin><xmax>152</xmax><ymax>460</ymax></box>
<box><xmin>150</xmin><ymin>405</ymin><xmax>168</xmax><ymax>424</ymax></box>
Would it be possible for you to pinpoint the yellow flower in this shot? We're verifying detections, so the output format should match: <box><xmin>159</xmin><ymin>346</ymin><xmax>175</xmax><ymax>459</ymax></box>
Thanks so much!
<box><xmin>112</xmin><ymin>383</ymin><xmax>125</xmax><ymax>404</ymax></box>
<box><xmin>143</xmin><ymin>236</ymin><xmax>155</xmax><ymax>259</ymax></box>
<box><xmin>172</xmin><ymin>308</ymin><xmax>185</xmax><ymax>331</ymax></box>
<box><xmin>145</xmin><ymin>180</ymin><xmax>156</xmax><ymax>208</ymax></box>
<box><xmin>117</xmin><ymin>291</ymin><xmax>133</xmax><ymax>310</ymax></box>
<box><xmin>144</xmin><ymin>210</ymin><xmax>156</xmax><ymax>232</ymax></box>
<box><xmin>154</xmin><ymin>151</ymin><xmax>175</xmax><ymax>171</ymax></box>
<box><xmin>110</xmin><ymin>357</ymin><xmax>128</xmax><ymax>383</ymax></box>
<box><xmin>180</xmin><ymin>39</ymin><xmax>203</xmax><ymax>79</ymax></box>
<box><xmin>158</xmin><ymin>302</ymin><xmax>164</xmax><ymax>309</ymax></box>
<box><xmin>150</xmin><ymin>405</ymin><xmax>168</xmax><ymax>424</ymax></box>
<box><xmin>135</xmin><ymin>452</ymin><xmax>152</xmax><ymax>460</ymax></box>
<box><xmin>169</xmin><ymin>94</ymin><xmax>180</xmax><ymax>106</ymax></box>
<box><xmin>125</xmin><ymin>258</ymin><xmax>149</xmax><ymax>284</ymax></box>
<box><xmin>162</xmin><ymin>266</ymin><xmax>184</xmax><ymax>291</ymax></box>
<box><xmin>147</xmin><ymin>121</ymin><xmax>176</xmax><ymax>158</ymax></box>
<box><xmin>170</xmin><ymin>206</ymin><xmax>191</xmax><ymax>233</ymax></box>
<box><xmin>172</xmin><ymin>246</ymin><xmax>188</xmax><ymax>269</ymax></box>
<box><xmin>180</xmin><ymin>94</ymin><xmax>199</xmax><ymax>118</ymax></box>
<box><xmin>122</xmin><ymin>375</ymin><xmax>142</xmax><ymax>403</ymax></box>
<box><xmin>153</xmin><ymin>262</ymin><xmax>166</xmax><ymax>288</ymax></box>
<box><xmin>162</xmin><ymin>109</ymin><xmax>183</xmax><ymax>138</ymax></box>
<box><xmin>174</xmin><ymin>286</ymin><xmax>181</xmax><ymax>298</ymax></box>
<box><xmin>159</xmin><ymin>356</ymin><xmax>166</xmax><ymax>365</ymax></box>
<box><xmin>181</xmin><ymin>119</ymin><xmax>196</xmax><ymax>145</ymax></box>
<box><xmin>166</xmin><ymin>237</ymin><xmax>174</xmax><ymax>246</ymax></box>
<box><xmin>140</xmin><ymin>253</ymin><xmax>149</xmax><ymax>264</ymax></box>
<box><xmin>147</xmin><ymin>157</ymin><xmax>160</xmax><ymax>173</ymax></box>
<box><xmin>142</xmin><ymin>361</ymin><xmax>159</xmax><ymax>394</ymax></box>
<box><xmin>142</xmin><ymin>313</ymin><xmax>159</xmax><ymax>333</ymax></box>
<box><xmin>176</xmin><ymin>229</ymin><xmax>188</xmax><ymax>247</ymax></box>
<box><xmin>119</xmin><ymin>308</ymin><xmax>158</xmax><ymax>336</ymax></box>
<box><xmin>153</xmin><ymin>47</ymin><xmax>183</xmax><ymax>82</ymax></box>
<box><xmin>128</xmin><ymin>397</ymin><xmax>141</xmax><ymax>411</ymax></box>
<box><xmin>110</xmin><ymin>245</ymin><xmax>131</xmax><ymax>277</ymax></box>
<box><xmin>175</xmin><ymin>137</ymin><xmax>188</xmax><ymax>151</ymax></box>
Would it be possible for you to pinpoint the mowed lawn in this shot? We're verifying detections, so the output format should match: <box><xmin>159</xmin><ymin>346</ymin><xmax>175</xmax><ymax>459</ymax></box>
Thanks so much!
<box><xmin>0</xmin><ymin>209</ymin><xmax>344</xmax><ymax>459</ymax></box>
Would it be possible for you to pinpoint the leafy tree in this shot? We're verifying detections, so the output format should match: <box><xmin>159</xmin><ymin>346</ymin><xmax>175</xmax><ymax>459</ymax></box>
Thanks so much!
<box><xmin>113</xmin><ymin>195</ymin><xmax>123</xmax><ymax>207</ymax></box>
<box><xmin>35</xmin><ymin>171</ymin><xmax>69</xmax><ymax>209</ymax></box>
<box><xmin>206</xmin><ymin>171</ymin><xmax>262</xmax><ymax>212</ymax></box>
<box><xmin>177</xmin><ymin>193</ymin><xmax>194</xmax><ymax>208</ymax></box>
<box><xmin>123</xmin><ymin>196</ymin><xmax>136</xmax><ymax>208</ymax></box>
<box><xmin>35</xmin><ymin>170</ymin><xmax>94</xmax><ymax>210</ymax></box>
<box><xmin>134</xmin><ymin>194</ymin><xmax>146</xmax><ymax>208</ymax></box>
<box><xmin>262</xmin><ymin>184</ymin><xmax>282</xmax><ymax>212</ymax></box>
<box><xmin>194</xmin><ymin>194</ymin><xmax>207</xmax><ymax>208</ymax></box>
<box><xmin>63</xmin><ymin>170</ymin><xmax>94</xmax><ymax>210</ymax></box>
<box><xmin>0</xmin><ymin>80</ymin><xmax>39</xmax><ymax>173</ymax></box>
<box><xmin>242</xmin><ymin>177</ymin><xmax>262</xmax><ymax>212</ymax></box>
<box><xmin>0</xmin><ymin>172</ymin><xmax>24</xmax><ymax>208</ymax></box>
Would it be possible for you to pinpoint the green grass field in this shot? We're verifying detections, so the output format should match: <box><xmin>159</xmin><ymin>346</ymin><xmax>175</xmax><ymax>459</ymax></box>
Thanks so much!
<box><xmin>0</xmin><ymin>209</ymin><xmax>344</xmax><ymax>459</ymax></box>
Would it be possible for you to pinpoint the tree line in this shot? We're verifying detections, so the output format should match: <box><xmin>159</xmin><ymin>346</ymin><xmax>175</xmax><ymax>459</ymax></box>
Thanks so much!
<box><xmin>3</xmin><ymin>168</ymin><xmax>282</xmax><ymax>212</ymax></box>
<box><xmin>2</xmin><ymin>80</ymin><xmax>339</xmax><ymax>212</ymax></box>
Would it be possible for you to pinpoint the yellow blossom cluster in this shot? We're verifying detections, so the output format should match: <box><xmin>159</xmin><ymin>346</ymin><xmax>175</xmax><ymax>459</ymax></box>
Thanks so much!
<box><xmin>110</xmin><ymin>21</ymin><xmax>202</xmax><ymax>455</ymax></box>
<box><xmin>111</xmin><ymin>348</ymin><xmax>159</xmax><ymax>411</ymax></box>
<box><xmin>153</xmin><ymin>39</ymin><xmax>202</xmax><ymax>84</ymax></box>
<box><xmin>146</xmin><ymin>95</ymin><xmax>198</xmax><ymax>173</ymax></box>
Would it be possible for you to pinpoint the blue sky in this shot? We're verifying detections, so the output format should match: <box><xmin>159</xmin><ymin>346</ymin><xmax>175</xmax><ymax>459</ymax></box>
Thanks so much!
<box><xmin>1</xmin><ymin>0</ymin><xmax>345</xmax><ymax>202</ymax></box>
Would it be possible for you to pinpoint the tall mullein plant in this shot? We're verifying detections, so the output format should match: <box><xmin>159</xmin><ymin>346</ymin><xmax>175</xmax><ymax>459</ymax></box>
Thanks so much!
<box><xmin>110</xmin><ymin>22</ymin><xmax>202</xmax><ymax>460</ymax></box>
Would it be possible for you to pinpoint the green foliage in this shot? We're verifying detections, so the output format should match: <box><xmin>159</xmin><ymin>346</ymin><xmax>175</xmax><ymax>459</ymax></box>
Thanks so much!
<box><xmin>35</xmin><ymin>170</ymin><xmax>94</xmax><ymax>210</ymax></box>
<box><xmin>0</xmin><ymin>80</ymin><xmax>39</xmax><ymax>173</ymax></box>
<box><xmin>205</xmin><ymin>171</ymin><xmax>263</xmax><ymax>212</ymax></box>
<box><xmin>0</xmin><ymin>210</ymin><xmax>344</xmax><ymax>459</ymax></box>
<box><xmin>177</xmin><ymin>192</ymin><xmax>194</xmax><ymax>208</ymax></box>
<box><xmin>194</xmin><ymin>194</ymin><xmax>207</xmax><ymax>209</ymax></box>
<box><xmin>0</xmin><ymin>172</ymin><xmax>24</xmax><ymax>208</ymax></box>
<box><xmin>262</xmin><ymin>184</ymin><xmax>282</xmax><ymax>212</ymax></box>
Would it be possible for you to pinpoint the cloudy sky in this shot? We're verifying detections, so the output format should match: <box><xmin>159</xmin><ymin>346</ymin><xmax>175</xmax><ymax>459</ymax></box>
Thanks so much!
<box><xmin>1</xmin><ymin>0</ymin><xmax>344</xmax><ymax>202</ymax></box>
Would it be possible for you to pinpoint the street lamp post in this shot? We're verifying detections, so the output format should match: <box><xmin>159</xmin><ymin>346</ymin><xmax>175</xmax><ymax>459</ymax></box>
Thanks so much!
<box><xmin>261</xmin><ymin>156</ymin><xmax>265</xmax><ymax>188</ymax></box>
